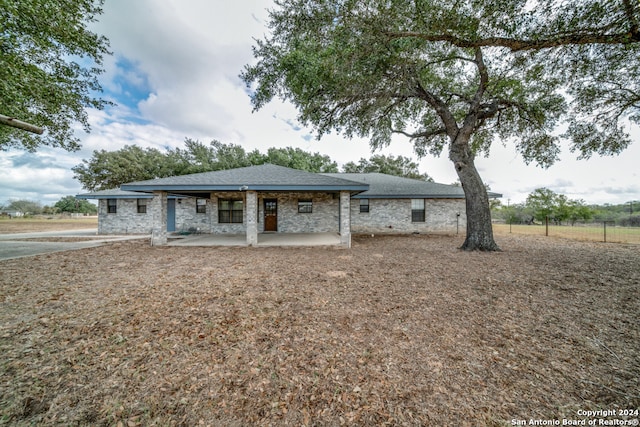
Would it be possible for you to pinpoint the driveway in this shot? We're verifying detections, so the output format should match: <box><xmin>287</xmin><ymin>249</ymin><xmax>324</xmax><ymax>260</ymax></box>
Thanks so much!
<box><xmin>0</xmin><ymin>229</ymin><xmax>149</xmax><ymax>261</ymax></box>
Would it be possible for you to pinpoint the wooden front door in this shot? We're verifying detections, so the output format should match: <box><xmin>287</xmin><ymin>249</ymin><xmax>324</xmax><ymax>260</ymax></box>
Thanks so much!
<box><xmin>264</xmin><ymin>199</ymin><xmax>277</xmax><ymax>232</ymax></box>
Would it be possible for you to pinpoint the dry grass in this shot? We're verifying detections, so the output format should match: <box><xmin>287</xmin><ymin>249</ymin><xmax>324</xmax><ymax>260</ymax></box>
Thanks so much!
<box><xmin>493</xmin><ymin>223</ymin><xmax>640</xmax><ymax>244</ymax></box>
<box><xmin>0</xmin><ymin>217</ymin><xmax>98</xmax><ymax>234</ymax></box>
<box><xmin>0</xmin><ymin>234</ymin><xmax>638</xmax><ymax>426</ymax></box>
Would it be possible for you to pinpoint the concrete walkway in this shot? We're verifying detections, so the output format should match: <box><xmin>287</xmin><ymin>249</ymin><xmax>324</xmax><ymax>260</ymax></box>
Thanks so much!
<box><xmin>0</xmin><ymin>230</ymin><xmax>344</xmax><ymax>260</ymax></box>
<box><xmin>0</xmin><ymin>229</ymin><xmax>150</xmax><ymax>261</ymax></box>
<box><xmin>168</xmin><ymin>232</ymin><xmax>342</xmax><ymax>247</ymax></box>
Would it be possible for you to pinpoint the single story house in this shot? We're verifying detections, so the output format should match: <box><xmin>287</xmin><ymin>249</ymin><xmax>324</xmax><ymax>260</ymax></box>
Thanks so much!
<box><xmin>0</xmin><ymin>210</ymin><xmax>24</xmax><ymax>218</ymax></box>
<box><xmin>76</xmin><ymin>164</ymin><xmax>501</xmax><ymax>247</ymax></box>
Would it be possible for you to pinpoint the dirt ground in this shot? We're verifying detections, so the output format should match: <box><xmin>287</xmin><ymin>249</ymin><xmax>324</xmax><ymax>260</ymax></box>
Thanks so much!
<box><xmin>0</xmin><ymin>234</ymin><xmax>638</xmax><ymax>426</ymax></box>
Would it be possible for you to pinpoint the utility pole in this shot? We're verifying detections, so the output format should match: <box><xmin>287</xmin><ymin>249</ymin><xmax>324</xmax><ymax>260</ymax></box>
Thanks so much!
<box><xmin>0</xmin><ymin>114</ymin><xmax>44</xmax><ymax>134</ymax></box>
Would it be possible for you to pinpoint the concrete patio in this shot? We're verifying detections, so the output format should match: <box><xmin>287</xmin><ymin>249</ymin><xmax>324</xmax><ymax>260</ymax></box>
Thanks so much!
<box><xmin>167</xmin><ymin>232</ymin><xmax>343</xmax><ymax>247</ymax></box>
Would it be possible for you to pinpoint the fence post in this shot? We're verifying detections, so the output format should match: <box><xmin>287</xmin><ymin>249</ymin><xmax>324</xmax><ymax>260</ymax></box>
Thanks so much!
<box><xmin>603</xmin><ymin>221</ymin><xmax>607</xmax><ymax>243</ymax></box>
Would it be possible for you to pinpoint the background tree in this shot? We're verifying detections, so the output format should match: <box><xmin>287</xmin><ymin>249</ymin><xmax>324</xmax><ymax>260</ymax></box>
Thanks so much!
<box><xmin>4</xmin><ymin>199</ymin><xmax>42</xmax><ymax>215</ymax></box>
<box><xmin>525</xmin><ymin>188</ymin><xmax>596</xmax><ymax>225</ymax></box>
<box><xmin>342</xmin><ymin>154</ymin><xmax>432</xmax><ymax>180</ymax></box>
<box><xmin>54</xmin><ymin>195</ymin><xmax>97</xmax><ymax>214</ymax></box>
<box><xmin>169</xmin><ymin>139</ymin><xmax>262</xmax><ymax>175</ymax></box>
<box><xmin>74</xmin><ymin>140</ymin><xmax>342</xmax><ymax>191</ymax></box>
<box><xmin>0</xmin><ymin>0</ymin><xmax>111</xmax><ymax>151</ymax></box>
<box><xmin>72</xmin><ymin>145</ymin><xmax>173</xmax><ymax>191</ymax></box>
<box><xmin>241</xmin><ymin>0</ymin><xmax>640</xmax><ymax>251</ymax></box>
<box><xmin>498</xmin><ymin>202</ymin><xmax>534</xmax><ymax>225</ymax></box>
<box><xmin>264</xmin><ymin>146</ymin><xmax>338</xmax><ymax>172</ymax></box>
<box><xmin>526</xmin><ymin>188</ymin><xmax>561</xmax><ymax>223</ymax></box>
<box><xmin>566</xmin><ymin>200</ymin><xmax>595</xmax><ymax>225</ymax></box>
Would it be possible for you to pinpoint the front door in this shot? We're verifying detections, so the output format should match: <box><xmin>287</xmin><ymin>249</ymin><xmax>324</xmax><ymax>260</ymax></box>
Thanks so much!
<box><xmin>167</xmin><ymin>199</ymin><xmax>176</xmax><ymax>232</ymax></box>
<box><xmin>264</xmin><ymin>199</ymin><xmax>277</xmax><ymax>232</ymax></box>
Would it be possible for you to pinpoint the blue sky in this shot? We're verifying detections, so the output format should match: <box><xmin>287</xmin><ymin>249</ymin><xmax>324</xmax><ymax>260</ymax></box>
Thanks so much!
<box><xmin>105</xmin><ymin>57</ymin><xmax>152</xmax><ymax>121</ymax></box>
<box><xmin>1</xmin><ymin>0</ymin><xmax>639</xmax><ymax>207</ymax></box>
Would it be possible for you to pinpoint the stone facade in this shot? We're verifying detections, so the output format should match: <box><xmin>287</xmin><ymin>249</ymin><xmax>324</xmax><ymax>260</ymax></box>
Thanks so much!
<box><xmin>246</xmin><ymin>191</ymin><xmax>258</xmax><ymax>246</ymax></box>
<box><xmin>97</xmin><ymin>193</ymin><xmax>466</xmax><ymax>237</ymax></box>
<box><xmin>97</xmin><ymin>198</ymin><xmax>154</xmax><ymax>234</ymax></box>
<box><xmin>174</xmin><ymin>197</ymin><xmax>210</xmax><ymax>232</ymax></box>
<box><xmin>150</xmin><ymin>191</ymin><xmax>167</xmax><ymax>245</ymax></box>
<box><xmin>340</xmin><ymin>191</ymin><xmax>351</xmax><ymax>247</ymax></box>
<box><xmin>260</xmin><ymin>192</ymin><xmax>339</xmax><ymax>233</ymax></box>
<box><xmin>351</xmin><ymin>198</ymin><xmax>466</xmax><ymax>234</ymax></box>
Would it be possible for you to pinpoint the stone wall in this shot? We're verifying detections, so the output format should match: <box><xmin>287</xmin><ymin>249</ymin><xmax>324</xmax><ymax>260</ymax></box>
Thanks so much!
<box><xmin>351</xmin><ymin>198</ymin><xmax>466</xmax><ymax>234</ymax></box>
<box><xmin>209</xmin><ymin>192</ymin><xmax>247</xmax><ymax>234</ymax></box>
<box><xmin>96</xmin><ymin>194</ymin><xmax>467</xmax><ymax>236</ymax></box>
<box><xmin>97</xmin><ymin>198</ymin><xmax>153</xmax><ymax>234</ymax></box>
<box><xmin>175</xmin><ymin>197</ymin><xmax>211</xmax><ymax>233</ymax></box>
<box><xmin>261</xmin><ymin>192</ymin><xmax>339</xmax><ymax>233</ymax></box>
<box><xmin>208</xmin><ymin>191</ymin><xmax>340</xmax><ymax>234</ymax></box>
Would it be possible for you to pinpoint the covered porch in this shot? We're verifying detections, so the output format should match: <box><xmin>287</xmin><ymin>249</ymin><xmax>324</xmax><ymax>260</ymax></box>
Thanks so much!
<box><xmin>119</xmin><ymin>164</ymin><xmax>369</xmax><ymax>248</ymax></box>
<box><xmin>167</xmin><ymin>232</ymin><xmax>342</xmax><ymax>247</ymax></box>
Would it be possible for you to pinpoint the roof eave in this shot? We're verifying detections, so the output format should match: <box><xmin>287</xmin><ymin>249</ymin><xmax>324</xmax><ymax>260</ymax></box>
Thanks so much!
<box><xmin>353</xmin><ymin>194</ymin><xmax>466</xmax><ymax>199</ymax></box>
<box><xmin>120</xmin><ymin>184</ymin><xmax>369</xmax><ymax>192</ymax></box>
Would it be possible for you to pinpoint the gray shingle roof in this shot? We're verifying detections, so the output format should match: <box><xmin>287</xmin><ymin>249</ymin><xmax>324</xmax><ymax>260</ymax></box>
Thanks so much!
<box><xmin>323</xmin><ymin>173</ymin><xmax>500</xmax><ymax>199</ymax></box>
<box><xmin>77</xmin><ymin>166</ymin><xmax>502</xmax><ymax>200</ymax></box>
<box><xmin>76</xmin><ymin>188</ymin><xmax>153</xmax><ymax>199</ymax></box>
<box><xmin>120</xmin><ymin>164</ymin><xmax>368</xmax><ymax>192</ymax></box>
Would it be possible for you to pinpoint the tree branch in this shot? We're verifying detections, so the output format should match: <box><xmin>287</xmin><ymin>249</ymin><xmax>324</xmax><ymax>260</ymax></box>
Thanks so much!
<box><xmin>472</xmin><ymin>47</ymin><xmax>489</xmax><ymax>108</ymax></box>
<box><xmin>383</xmin><ymin>30</ymin><xmax>640</xmax><ymax>51</ymax></box>
<box><xmin>413</xmin><ymin>81</ymin><xmax>459</xmax><ymax>137</ymax></box>
<box><xmin>0</xmin><ymin>113</ymin><xmax>44</xmax><ymax>134</ymax></box>
<box><xmin>392</xmin><ymin>127</ymin><xmax>447</xmax><ymax>140</ymax></box>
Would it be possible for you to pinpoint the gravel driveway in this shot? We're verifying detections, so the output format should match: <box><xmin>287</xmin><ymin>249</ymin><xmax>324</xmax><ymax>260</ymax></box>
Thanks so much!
<box><xmin>0</xmin><ymin>229</ymin><xmax>148</xmax><ymax>260</ymax></box>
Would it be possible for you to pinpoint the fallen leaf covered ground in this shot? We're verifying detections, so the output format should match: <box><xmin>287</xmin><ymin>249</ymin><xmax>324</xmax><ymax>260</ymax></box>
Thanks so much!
<box><xmin>0</xmin><ymin>234</ymin><xmax>638</xmax><ymax>426</ymax></box>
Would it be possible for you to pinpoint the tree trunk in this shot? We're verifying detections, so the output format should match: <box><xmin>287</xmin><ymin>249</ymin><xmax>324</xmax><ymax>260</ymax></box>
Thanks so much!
<box><xmin>449</xmin><ymin>135</ymin><xmax>501</xmax><ymax>251</ymax></box>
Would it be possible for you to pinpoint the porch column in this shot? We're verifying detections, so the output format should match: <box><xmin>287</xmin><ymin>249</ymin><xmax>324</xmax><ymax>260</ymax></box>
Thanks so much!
<box><xmin>246</xmin><ymin>190</ymin><xmax>258</xmax><ymax>246</ymax></box>
<box><xmin>151</xmin><ymin>191</ymin><xmax>168</xmax><ymax>246</ymax></box>
<box><xmin>339</xmin><ymin>190</ymin><xmax>351</xmax><ymax>248</ymax></box>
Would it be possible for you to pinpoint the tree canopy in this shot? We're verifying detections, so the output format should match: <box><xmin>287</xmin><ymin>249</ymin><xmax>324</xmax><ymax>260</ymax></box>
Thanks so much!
<box><xmin>1</xmin><ymin>199</ymin><xmax>42</xmax><ymax>215</ymax></box>
<box><xmin>343</xmin><ymin>154</ymin><xmax>432</xmax><ymax>181</ymax></box>
<box><xmin>497</xmin><ymin>188</ymin><xmax>595</xmax><ymax>225</ymax></box>
<box><xmin>241</xmin><ymin>0</ymin><xmax>639</xmax><ymax>250</ymax></box>
<box><xmin>0</xmin><ymin>0</ymin><xmax>110</xmax><ymax>151</ymax></box>
<box><xmin>54</xmin><ymin>195</ymin><xmax>97</xmax><ymax>214</ymax></box>
<box><xmin>264</xmin><ymin>146</ymin><xmax>338</xmax><ymax>173</ymax></box>
<box><xmin>73</xmin><ymin>140</ymin><xmax>339</xmax><ymax>191</ymax></box>
<box><xmin>73</xmin><ymin>139</ymin><xmax>436</xmax><ymax>191</ymax></box>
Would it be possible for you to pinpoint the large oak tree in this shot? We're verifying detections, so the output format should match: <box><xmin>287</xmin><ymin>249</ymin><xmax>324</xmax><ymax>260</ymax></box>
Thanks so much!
<box><xmin>241</xmin><ymin>0</ymin><xmax>640</xmax><ymax>250</ymax></box>
<box><xmin>0</xmin><ymin>0</ymin><xmax>110</xmax><ymax>151</ymax></box>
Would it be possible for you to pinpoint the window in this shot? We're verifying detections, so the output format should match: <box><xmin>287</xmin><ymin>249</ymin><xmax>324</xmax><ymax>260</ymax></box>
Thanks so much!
<box><xmin>411</xmin><ymin>199</ymin><xmax>425</xmax><ymax>222</ymax></box>
<box><xmin>107</xmin><ymin>199</ymin><xmax>117</xmax><ymax>214</ymax></box>
<box><xmin>219</xmin><ymin>199</ymin><xmax>243</xmax><ymax>223</ymax></box>
<box><xmin>196</xmin><ymin>198</ymin><xmax>207</xmax><ymax>214</ymax></box>
<box><xmin>298</xmin><ymin>199</ymin><xmax>312</xmax><ymax>213</ymax></box>
<box><xmin>137</xmin><ymin>199</ymin><xmax>147</xmax><ymax>214</ymax></box>
<box><xmin>359</xmin><ymin>198</ymin><xmax>369</xmax><ymax>213</ymax></box>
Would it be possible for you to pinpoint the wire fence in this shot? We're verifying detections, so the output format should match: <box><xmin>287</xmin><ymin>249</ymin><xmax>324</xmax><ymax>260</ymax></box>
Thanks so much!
<box><xmin>493</xmin><ymin>220</ymin><xmax>640</xmax><ymax>244</ymax></box>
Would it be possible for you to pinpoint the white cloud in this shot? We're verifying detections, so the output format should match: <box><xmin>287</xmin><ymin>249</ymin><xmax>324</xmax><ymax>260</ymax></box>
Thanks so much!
<box><xmin>1</xmin><ymin>0</ymin><xmax>638</xmax><ymax>208</ymax></box>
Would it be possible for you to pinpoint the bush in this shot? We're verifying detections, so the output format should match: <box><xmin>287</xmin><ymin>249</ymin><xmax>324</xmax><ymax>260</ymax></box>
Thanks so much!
<box><xmin>619</xmin><ymin>215</ymin><xmax>640</xmax><ymax>227</ymax></box>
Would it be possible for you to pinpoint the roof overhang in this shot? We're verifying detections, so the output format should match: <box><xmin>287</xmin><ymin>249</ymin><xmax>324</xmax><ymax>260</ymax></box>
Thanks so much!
<box><xmin>352</xmin><ymin>194</ymin><xmax>466</xmax><ymax>199</ymax></box>
<box><xmin>120</xmin><ymin>184</ymin><xmax>369</xmax><ymax>192</ymax></box>
<box><xmin>76</xmin><ymin>194</ymin><xmax>151</xmax><ymax>200</ymax></box>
